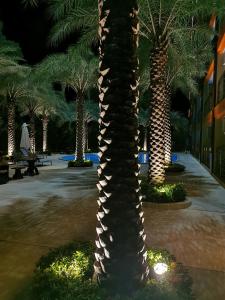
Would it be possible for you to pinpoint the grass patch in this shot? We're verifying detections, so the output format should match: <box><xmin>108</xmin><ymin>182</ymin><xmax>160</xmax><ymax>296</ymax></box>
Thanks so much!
<box><xmin>17</xmin><ymin>242</ymin><xmax>194</xmax><ymax>300</ymax></box>
<box><xmin>68</xmin><ymin>160</ymin><xmax>93</xmax><ymax>168</ymax></box>
<box><xmin>141</xmin><ymin>176</ymin><xmax>186</xmax><ymax>203</ymax></box>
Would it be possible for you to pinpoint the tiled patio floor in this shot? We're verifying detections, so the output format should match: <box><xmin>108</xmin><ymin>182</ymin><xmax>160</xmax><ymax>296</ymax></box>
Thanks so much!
<box><xmin>0</xmin><ymin>154</ymin><xmax>224</xmax><ymax>299</ymax></box>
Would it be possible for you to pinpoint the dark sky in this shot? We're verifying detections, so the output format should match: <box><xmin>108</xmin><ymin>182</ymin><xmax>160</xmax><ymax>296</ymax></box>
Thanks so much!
<box><xmin>0</xmin><ymin>0</ymin><xmax>79</xmax><ymax>64</ymax></box>
<box><xmin>0</xmin><ymin>0</ymin><xmax>50</xmax><ymax>64</ymax></box>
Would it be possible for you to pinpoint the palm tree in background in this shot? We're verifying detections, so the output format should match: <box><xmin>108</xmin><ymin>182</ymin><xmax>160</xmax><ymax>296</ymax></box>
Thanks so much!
<box><xmin>138</xmin><ymin>108</ymin><xmax>149</xmax><ymax>151</ymax></box>
<box><xmin>138</xmin><ymin>0</ymin><xmax>218</xmax><ymax>184</ymax></box>
<box><xmin>37</xmin><ymin>48</ymin><xmax>97</xmax><ymax>162</ymax></box>
<box><xmin>0</xmin><ymin>25</ymin><xmax>28</xmax><ymax>157</ymax></box>
<box><xmin>19</xmin><ymin>89</ymin><xmax>42</xmax><ymax>153</ymax></box>
<box><xmin>82</xmin><ymin>99</ymin><xmax>99</xmax><ymax>152</ymax></box>
<box><xmin>35</xmin><ymin>87</ymin><xmax>65</xmax><ymax>153</ymax></box>
<box><xmin>0</xmin><ymin>78</ymin><xmax>29</xmax><ymax>157</ymax></box>
<box><xmin>0</xmin><ymin>75</ymin><xmax>30</xmax><ymax>158</ymax></box>
<box><xmin>163</xmin><ymin>30</ymin><xmax>212</xmax><ymax>165</ymax></box>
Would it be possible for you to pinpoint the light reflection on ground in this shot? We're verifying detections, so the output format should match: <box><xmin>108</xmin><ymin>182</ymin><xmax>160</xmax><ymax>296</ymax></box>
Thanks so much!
<box><xmin>0</xmin><ymin>154</ymin><xmax>224</xmax><ymax>299</ymax></box>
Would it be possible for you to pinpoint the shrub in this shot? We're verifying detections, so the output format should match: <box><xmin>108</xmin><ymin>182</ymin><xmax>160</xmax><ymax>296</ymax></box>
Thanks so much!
<box><xmin>140</xmin><ymin>177</ymin><xmax>186</xmax><ymax>203</ymax></box>
<box><xmin>23</xmin><ymin>242</ymin><xmax>104</xmax><ymax>300</ymax></box>
<box><xmin>68</xmin><ymin>160</ymin><xmax>93</xmax><ymax>168</ymax></box>
<box><xmin>18</xmin><ymin>242</ymin><xmax>195</xmax><ymax>300</ymax></box>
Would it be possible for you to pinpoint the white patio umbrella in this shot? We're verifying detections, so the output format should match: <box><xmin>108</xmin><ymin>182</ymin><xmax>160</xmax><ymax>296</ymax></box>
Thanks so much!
<box><xmin>20</xmin><ymin>122</ymin><xmax>31</xmax><ymax>152</ymax></box>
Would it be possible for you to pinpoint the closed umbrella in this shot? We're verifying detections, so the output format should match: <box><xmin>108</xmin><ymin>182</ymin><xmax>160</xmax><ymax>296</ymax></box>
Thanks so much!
<box><xmin>20</xmin><ymin>123</ymin><xmax>31</xmax><ymax>153</ymax></box>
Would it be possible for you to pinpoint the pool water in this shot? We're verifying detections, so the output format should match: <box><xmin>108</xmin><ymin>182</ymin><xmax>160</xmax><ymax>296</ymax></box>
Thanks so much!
<box><xmin>60</xmin><ymin>152</ymin><xmax>177</xmax><ymax>164</ymax></box>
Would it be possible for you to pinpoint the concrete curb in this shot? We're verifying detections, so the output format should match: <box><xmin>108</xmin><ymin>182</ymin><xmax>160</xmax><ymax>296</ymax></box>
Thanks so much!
<box><xmin>142</xmin><ymin>198</ymin><xmax>192</xmax><ymax>210</ymax></box>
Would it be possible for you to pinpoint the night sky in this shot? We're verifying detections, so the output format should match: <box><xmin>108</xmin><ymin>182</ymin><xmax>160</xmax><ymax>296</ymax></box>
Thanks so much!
<box><xmin>0</xmin><ymin>0</ymin><xmax>80</xmax><ymax>64</ymax></box>
<box><xmin>0</xmin><ymin>0</ymin><xmax>190</xmax><ymax>115</ymax></box>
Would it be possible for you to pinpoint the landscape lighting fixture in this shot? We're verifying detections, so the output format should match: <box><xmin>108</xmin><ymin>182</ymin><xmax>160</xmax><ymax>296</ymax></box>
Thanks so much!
<box><xmin>153</xmin><ymin>262</ymin><xmax>168</xmax><ymax>275</ymax></box>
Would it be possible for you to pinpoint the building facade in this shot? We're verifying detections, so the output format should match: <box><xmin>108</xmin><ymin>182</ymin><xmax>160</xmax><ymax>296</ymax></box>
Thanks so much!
<box><xmin>191</xmin><ymin>16</ymin><xmax>225</xmax><ymax>183</ymax></box>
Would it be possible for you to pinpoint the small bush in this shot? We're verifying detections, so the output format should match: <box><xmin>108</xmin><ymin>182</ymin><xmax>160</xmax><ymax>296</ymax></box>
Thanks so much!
<box><xmin>23</xmin><ymin>242</ymin><xmax>103</xmax><ymax>300</ymax></box>
<box><xmin>140</xmin><ymin>177</ymin><xmax>186</xmax><ymax>203</ymax></box>
<box><xmin>165</xmin><ymin>163</ymin><xmax>185</xmax><ymax>173</ymax></box>
<box><xmin>68</xmin><ymin>160</ymin><xmax>93</xmax><ymax>168</ymax></box>
<box><xmin>18</xmin><ymin>242</ymin><xmax>195</xmax><ymax>300</ymax></box>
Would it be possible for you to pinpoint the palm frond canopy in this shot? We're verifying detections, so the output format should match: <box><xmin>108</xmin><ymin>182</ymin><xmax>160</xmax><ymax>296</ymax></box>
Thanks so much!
<box><xmin>139</xmin><ymin>0</ymin><xmax>225</xmax><ymax>41</ymax></box>
<box><xmin>48</xmin><ymin>0</ymin><xmax>97</xmax><ymax>47</ymax></box>
<box><xmin>36</xmin><ymin>47</ymin><xmax>98</xmax><ymax>94</ymax></box>
<box><xmin>0</xmin><ymin>25</ymin><xmax>25</xmax><ymax>79</ymax></box>
<box><xmin>165</xmin><ymin>29</ymin><xmax>212</xmax><ymax>95</ymax></box>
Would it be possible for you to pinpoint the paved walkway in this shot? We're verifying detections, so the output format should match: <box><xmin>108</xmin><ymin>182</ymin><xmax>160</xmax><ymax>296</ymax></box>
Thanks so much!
<box><xmin>142</xmin><ymin>153</ymin><xmax>225</xmax><ymax>300</ymax></box>
<box><xmin>0</xmin><ymin>154</ymin><xmax>224</xmax><ymax>299</ymax></box>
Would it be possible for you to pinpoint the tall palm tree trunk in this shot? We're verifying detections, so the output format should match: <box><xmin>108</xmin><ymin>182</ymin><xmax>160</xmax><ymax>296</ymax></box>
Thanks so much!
<box><xmin>7</xmin><ymin>96</ymin><xmax>15</xmax><ymax>157</ymax></box>
<box><xmin>164</xmin><ymin>85</ymin><xmax>172</xmax><ymax>165</ymax></box>
<box><xmin>94</xmin><ymin>0</ymin><xmax>149</xmax><ymax>295</ymax></box>
<box><xmin>84</xmin><ymin>121</ymin><xmax>89</xmax><ymax>152</ymax></box>
<box><xmin>75</xmin><ymin>94</ymin><xmax>85</xmax><ymax>163</ymax></box>
<box><xmin>29</xmin><ymin>113</ymin><xmax>36</xmax><ymax>153</ymax></box>
<box><xmin>143</xmin><ymin>127</ymin><xmax>147</xmax><ymax>151</ymax></box>
<box><xmin>42</xmin><ymin>116</ymin><xmax>49</xmax><ymax>153</ymax></box>
<box><xmin>148</xmin><ymin>39</ymin><xmax>168</xmax><ymax>185</ymax></box>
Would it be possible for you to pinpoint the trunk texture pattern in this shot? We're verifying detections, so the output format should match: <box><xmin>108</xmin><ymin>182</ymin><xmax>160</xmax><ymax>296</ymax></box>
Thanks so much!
<box><xmin>75</xmin><ymin>94</ymin><xmax>85</xmax><ymax>162</ymax></box>
<box><xmin>30</xmin><ymin>114</ymin><xmax>36</xmax><ymax>153</ymax></box>
<box><xmin>149</xmin><ymin>40</ymin><xmax>168</xmax><ymax>184</ymax></box>
<box><xmin>94</xmin><ymin>0</ymin><xmax>149</xmax><ymax>295</ymax></box>
<box><xmin>8</xmin><ymin>97</ymin><xmax>15</xmax><ymax>157</ymax></box>
<box><xmin>42</xmin><ymin>117</ymin><xmax>49</xmax><ymax>153</ymax></box>
<box><xmin>164</xmin><ymin>86</ymin><xmax>172</xmax><ymax>165</ymax></box>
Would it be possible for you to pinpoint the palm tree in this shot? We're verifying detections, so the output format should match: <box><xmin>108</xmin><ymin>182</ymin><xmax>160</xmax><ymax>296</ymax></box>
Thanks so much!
<box><xmin>138</xmin><ymin>0</ymin><xmax>225</xmax><ymax>184</ymax></box>
<box><xmin>35</xmin><ymin>87</ymin><xmax>65</xmax><ymax>153</ymax></box>
<box><xmin>138</xmin><ymin>108</ymin><xmax>149</xmax><ymax>151</ymax></box>
<box><xmin>37</xmin><ymin>49</ymin><xmax>97</xmax><ymax>163</ymax></box>
<box><xmin>0</xmin><ymin>73</ymin><xmax>30</xmax><ymax>157</ymax></box>
<box><xmin>163</xmin><ymin>30</ymin><xmax>212</xmax><ymax>165</ymax></box>
<box><xmin>0</xmin><ymin>26</ymin><xmax>27</xmax><ymax>157</ymax></box>
<box><xmin>19</xmin><ymin>91</ymin><xmax>40</xmax><ymax>153</ymax></box>
<box><xmin>94</xmin><ymin>0</ymin><xmax>149</xmax><ymax>294</ymax></box>
<box><xmin>82</xmin><ymin>99</ymin><xmax>99</xmax><ymax>152</ymax></box>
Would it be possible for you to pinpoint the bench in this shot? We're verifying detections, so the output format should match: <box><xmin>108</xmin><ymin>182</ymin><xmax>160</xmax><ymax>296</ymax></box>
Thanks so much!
<box><xmin>0</xmin><ymin>165</ymin><xmax>9</xmax><ymax>184</ymax></box>
<box><xmin>11</xmin><ymin>166</ymin><xmax>26</xmax><ymax>180</ymax></box>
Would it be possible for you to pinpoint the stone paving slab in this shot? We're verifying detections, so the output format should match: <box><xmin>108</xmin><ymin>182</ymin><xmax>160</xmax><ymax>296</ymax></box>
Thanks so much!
<box><xmin>0</xmin><ymin>154</ymin><xmax>225</xmax><ymax>299</ymax></box>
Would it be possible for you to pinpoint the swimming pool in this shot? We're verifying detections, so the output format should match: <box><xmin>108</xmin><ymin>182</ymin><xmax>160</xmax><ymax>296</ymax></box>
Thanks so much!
<box><xmin>60</xmin><ymin>153</ymin><xmax>177</xmax><ymax>164</ymax></box>
<box><xmin>60</xmin><ymin>152</ymin><xmax>149</xmax><ymax>164</ymax></box>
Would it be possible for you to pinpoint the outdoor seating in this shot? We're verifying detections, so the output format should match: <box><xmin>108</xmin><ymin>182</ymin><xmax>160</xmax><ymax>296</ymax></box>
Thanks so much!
<box><xmin>11</xmin><ymin>166</ymin><xmax>26</xmax><ymax>180</ymax></box>
<box><xmin>0</xmin><ymin>165</ymin><xmax>9</xmax><ymax>184</ymax></box>
<box><xmin>24</xmin><ymin>158</ymin><xmax>39</xmax><ymax>176</ymax></box>
<box><xmin>16</xmin><ymin>149</ymin><xmax>39</xmax><ymax>176</ymax></box>
<box><xmin>0</xmin><ymin>152</ymin><xmax>9</xmax><ymax>184</ymax></box>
